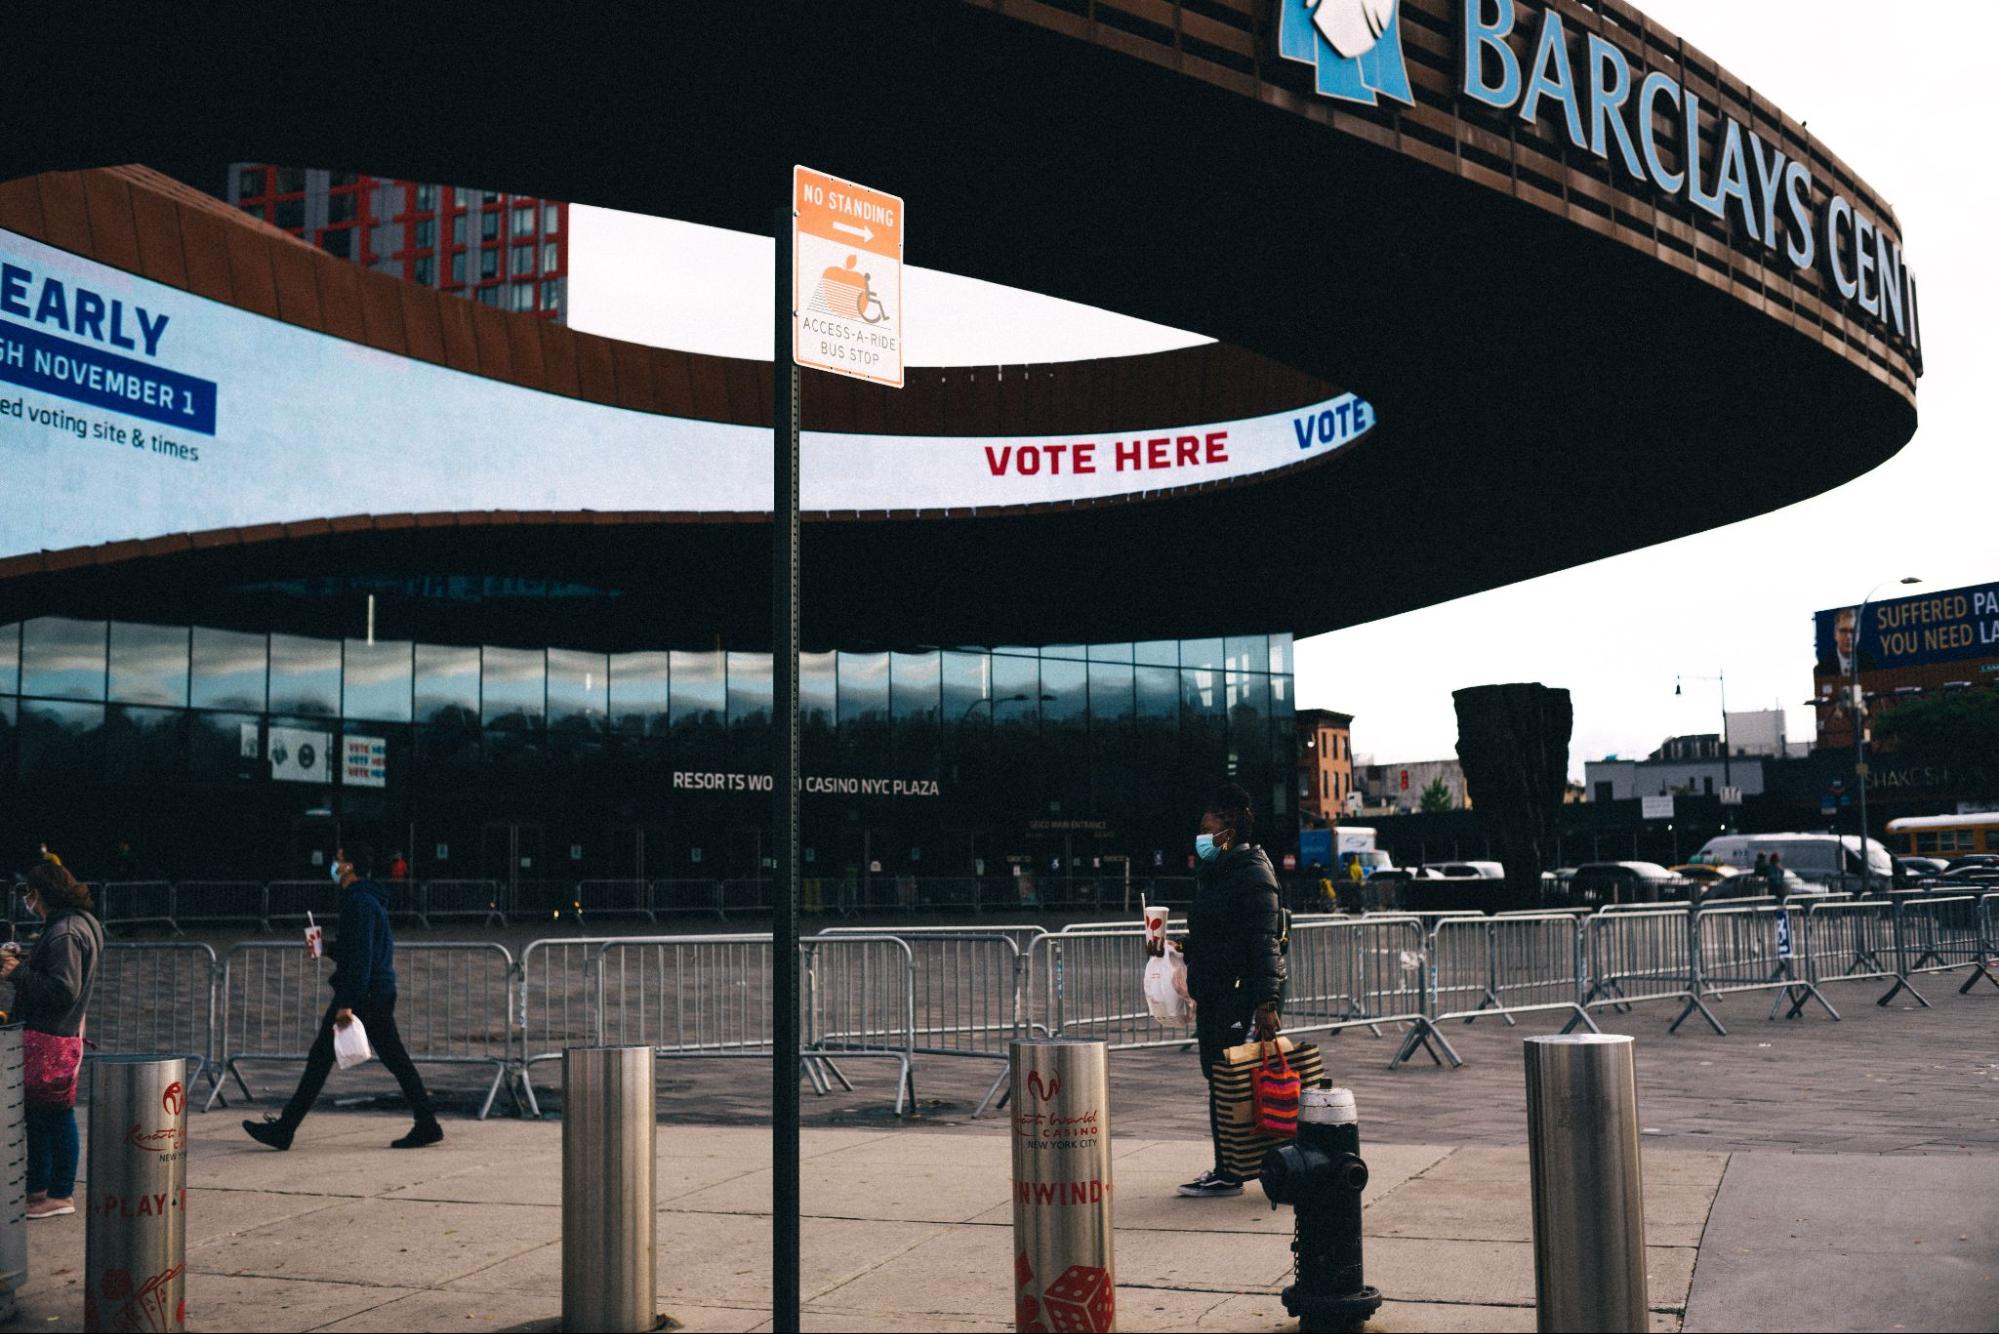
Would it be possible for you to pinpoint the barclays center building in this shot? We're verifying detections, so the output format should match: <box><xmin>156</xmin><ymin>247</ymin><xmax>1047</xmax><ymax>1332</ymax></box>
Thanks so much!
<box><xmin>0</xmin><ymin>1</ymin><xmax>1922</xmax><ymax>902</ymax></box>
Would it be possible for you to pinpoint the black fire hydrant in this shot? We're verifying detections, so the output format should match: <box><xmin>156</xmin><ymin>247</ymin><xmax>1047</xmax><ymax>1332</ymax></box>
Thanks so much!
<box><xmin>1260</xmin><ymin>1086</ymin><xmax>1384</xmax><ymax>1334</ymax></box>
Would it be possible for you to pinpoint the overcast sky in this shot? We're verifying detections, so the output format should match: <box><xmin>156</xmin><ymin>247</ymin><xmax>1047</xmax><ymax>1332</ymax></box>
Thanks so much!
<box><xmin>567</xmin><ymin>1</ymin><xmax>1990</xmax><ymax>779</ymax></box>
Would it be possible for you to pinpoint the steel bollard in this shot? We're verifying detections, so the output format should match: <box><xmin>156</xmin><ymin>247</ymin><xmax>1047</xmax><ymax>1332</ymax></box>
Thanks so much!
<box><xmin>1260</xmin><ymin>1087</ymin><xmax>1382</xmax><ymax>1333</ymax></box>
<box><xmin>1010</xmin><ymin>1038</ymin><xmax>1115</xmax><ymax>1333</ymax></box>
<box><xmin>561</xmin><ymin>1046</ymin><xmax>658</xmax><ymax>1333</ymax></box>
<box><xmin>85</xmin><ymin>1055</ymin><xmax>188</xmax><ymax>1334</ymax></box>
<box><xmin>1</xmin><ymin>1026</ymin><xmax>26</xmax><ymax>1323</ymax></box>
<box><xmin>1524</xmin><ymin>1034</ymin><xmax>1647</xmax><ymax>1333</ymax></box>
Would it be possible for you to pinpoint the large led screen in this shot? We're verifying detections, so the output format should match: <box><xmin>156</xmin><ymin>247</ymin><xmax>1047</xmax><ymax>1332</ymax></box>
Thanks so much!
<box><xmin>0</xmin><ymin>228</ymin><xmax>1374</xmax><ymax>561</ymax></box>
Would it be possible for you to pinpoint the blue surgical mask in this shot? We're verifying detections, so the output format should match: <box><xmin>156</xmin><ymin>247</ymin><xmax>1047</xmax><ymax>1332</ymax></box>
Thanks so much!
<box><xmin>328</xmin><ymin>859</ymin><xmax>343</xmax><ymax>883</ymax></box>
<box><xmin>1195</xmin><ymin>834</ymin><xmax>1219</xmax><ymax>862</ymax></box>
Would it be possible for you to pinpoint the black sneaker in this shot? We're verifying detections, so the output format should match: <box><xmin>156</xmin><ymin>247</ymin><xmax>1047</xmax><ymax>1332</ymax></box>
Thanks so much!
<box><xmin>242</xmin><ymin>1118</ymin><xmax>294</xmax><ymax>1152</ymax></box>
<box><xmin>391</xmin><ymin>1120</ymin><xmax>444</xmax><ymax>1149</ymax></box>
<box><xmin>1176</xmin><ymin>1170</ymin><xmax>1244</xmax><ymax>1198</ymax></box>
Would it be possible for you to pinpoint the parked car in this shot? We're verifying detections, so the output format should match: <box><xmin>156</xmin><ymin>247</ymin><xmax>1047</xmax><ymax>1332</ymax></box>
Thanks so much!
<box><xmin>1567</xmin><ymin>861</ymin><xmax>1683</xmax><ymax>905</ymax></box>
<box><xmin>1416</xmin><ymin>861</ymin><xmax>1506</xmax><ymax>879</ymax></box>
<box><xmin>1710</xmin><ymin>867</ymin><xmax>1816</xmax><ymax>899</ymax></box>
<box><xmin>1942</xmin><ymin>854</ymin><xmax>1999</xmax><ymax>874</ymax></box>
<box><xmin>1896</xmin><ymin>856</ymin><xmax>1949</xmax><ymax>879</ymax></box>
<box><xmin>1669</xmin><ymin>863</ymin><xmax>1734</xmax><ymax>886</ymax></box>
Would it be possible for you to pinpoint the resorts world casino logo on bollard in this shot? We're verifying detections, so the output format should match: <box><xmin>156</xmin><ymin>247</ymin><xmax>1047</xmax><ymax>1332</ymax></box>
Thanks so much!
<box><xmin>1279</xmin><ymin>0</ymin><xmax>1415</xmax><ymax>106</ymax></box>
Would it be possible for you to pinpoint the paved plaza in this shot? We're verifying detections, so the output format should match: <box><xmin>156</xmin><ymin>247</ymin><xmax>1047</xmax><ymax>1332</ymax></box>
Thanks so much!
<box><xmin>8</xmin><ymin>969</ymin><xmax>1998</xmax><ymax>1331</ymax></box>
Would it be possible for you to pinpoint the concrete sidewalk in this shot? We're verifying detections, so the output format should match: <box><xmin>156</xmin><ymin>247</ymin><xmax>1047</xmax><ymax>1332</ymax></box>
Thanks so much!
<box><xmin>7</xmin><ymin>1112</ymin><xmax>1993</xmax><ymax>1331</ymax></box>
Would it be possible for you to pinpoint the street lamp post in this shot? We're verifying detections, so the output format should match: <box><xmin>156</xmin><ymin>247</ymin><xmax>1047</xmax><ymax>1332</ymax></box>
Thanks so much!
<box><xmin>1849</xmin><ymin>577</ymin><xmax>1922</xmax><ymax>896</ymax></box>
<box><xmin>1674</xmin><ymin>670</ymin><xmax>1731</xmax><ymax>787</ymax></box>
<box><xmin>1675</xmin><ymin>670</ymin><xmax>1730</xmax><ymax>829</ymax></box>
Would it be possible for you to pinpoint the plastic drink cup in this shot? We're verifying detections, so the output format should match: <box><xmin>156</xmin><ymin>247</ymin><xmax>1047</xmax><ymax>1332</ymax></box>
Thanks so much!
<box><xmin>304</xmin><ymin>911</ymin><xmax>324</xmax><ymax>959</ymax></box>
<box><xmin>1143</xmin><ymin>903</ymin><xmax>1169</xmax><ymax>944</ymax></box>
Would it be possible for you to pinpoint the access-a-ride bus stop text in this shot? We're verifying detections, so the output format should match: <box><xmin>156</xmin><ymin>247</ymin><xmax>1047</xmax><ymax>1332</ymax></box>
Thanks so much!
<box><xmin>792</xmin><ymin>165</ymin><xmax>903</xmax><ymax>387</ymax></box>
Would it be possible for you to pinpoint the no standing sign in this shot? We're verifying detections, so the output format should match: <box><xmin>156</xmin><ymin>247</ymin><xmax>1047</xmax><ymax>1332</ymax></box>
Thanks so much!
<box><xmin>792</xmin><ymin>165</ymin><xmax>904</xmax><ymax>387</ymax></box>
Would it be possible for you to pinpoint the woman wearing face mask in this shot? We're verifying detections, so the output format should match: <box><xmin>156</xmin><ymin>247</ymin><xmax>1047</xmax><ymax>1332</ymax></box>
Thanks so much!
<box><xmin>1146</xmin><ymin>783</ymin><xmax>1285</xmax><ymax>1198</ymax></box>
<box><xmin>0</xmin><ymin>860</ymin><xmax>105</xmax><ymax>1218</ymax></box>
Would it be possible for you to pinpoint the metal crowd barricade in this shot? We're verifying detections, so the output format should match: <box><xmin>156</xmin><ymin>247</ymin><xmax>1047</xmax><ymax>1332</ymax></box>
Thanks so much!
<box><xmin>97</xmin><ymin>881</ymin><xmax>178</xmax><ymax>933</ymax></box>
<box><xmin>91</xmin><ymin>942</ymin><xmax>219</xmax><ymax>1091</ymax></box>
<box><xmin>513</xmin><ymin>937</ymin><xmax>609</xmax><ymax>1114</ymax></box>
<box><xmin>420</xmin><ymin>878</ymin><xmax>505</xmax><ymax>927</ymax></box>
<box><xmin>207</xmin><ymin>940</ymin><xmax>516</xmax><ymax>1118</ymax></box>
<box><xmin>572</xmin><ymin>879</ymin><xmax>654</xmax><ymax>923</ymax></box>
<box><xmin>1427</xmin><ymin>913</ymin><xmax>1596</xmax><ymax>1035</ymax></box>
<box><xmin>265</xmin><ymin>878</ymin><xmax>347</xmax><ymax>925</ymax></box>
<box><xmin>1895</xmin><ymin>893</ymin><xmax>1999</xmax><ymax>999</ymax></box>
<box><xmin>717</xmin><ymin>878</ymin><xmax>773</xmax><ymax>915</ymax></box>
<box><xmin>650</xmin><ymin>878</ymin><xmax>726</xmax><ymax>921</ymax></box>
<box><xmin>826</xmin><ymin>923</ymin><xmax>1050</xmax><ymax>952</ymax></box>
<box><xmin>1237</xmin><ymin>916</ymin><xmax>1442</xmax><ymax>1067</ymax></box>
<box><xmin>869</xmin><ymin>932</ymin><xmax>1026</xmax><ymax>1115</ymax></box>
<box><xmin>1796</xmin><ymin>898</ymin><xmax>1898</xmax><ymax>1012</ymax></box>
<box><xmin>1330</xmin><ymin>916</ymin><xmax>1454</xmax><ymax>1069</ymax></box>
<box><xmin>1694</xmin><ymin>903</ymin><xmax>1835</xmax><ymax>1022</ymax></box>
<box><xmin>514</xmin><ymin>932</ymin><xmax>916</xmax><ymax>1118</ymax></box>
<box><xmin>1029</xmin><ymin>926</ymin><xmax>1192</xmax><ymax>1052</ymax></box>
<box><xmin>802</xmin><ymin>934</ymin><xmax>917</xmax><ymax>1113</ymax></box>
<box><xmin>173</xmin><ymin>880</ymin><xmax>269</xmax><ymax>930</ymax></box>
<box><xmin>1582</xmin><ymin>907</ymin><xmax>1721</xmax><ymax>1035</ymax></box>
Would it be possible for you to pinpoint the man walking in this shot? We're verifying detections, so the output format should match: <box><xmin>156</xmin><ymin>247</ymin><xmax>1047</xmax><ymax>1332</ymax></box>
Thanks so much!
<box><xmin>244</xmin><ymin>844</ymin><xmax>442</xmax><ymax>1150</ymax></box>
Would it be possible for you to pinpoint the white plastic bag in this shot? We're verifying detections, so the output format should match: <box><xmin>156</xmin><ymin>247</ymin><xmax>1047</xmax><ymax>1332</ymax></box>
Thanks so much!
<box><xmin>1143</xmin><ymin>948</ymin><xmax>1191</xmax><ymax>1024</ymax></box>
<box><xmin>333</xmin><ymin>1015</ymin><xmax>374</xmax><ymax>1070</ymax></box>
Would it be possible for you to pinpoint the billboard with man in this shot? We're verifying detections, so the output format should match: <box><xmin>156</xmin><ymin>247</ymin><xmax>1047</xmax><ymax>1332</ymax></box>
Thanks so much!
<box><xmin>1812</xmin><ymin>581</ymin><xmax>1999</xmax><ymax>746</ymax></box>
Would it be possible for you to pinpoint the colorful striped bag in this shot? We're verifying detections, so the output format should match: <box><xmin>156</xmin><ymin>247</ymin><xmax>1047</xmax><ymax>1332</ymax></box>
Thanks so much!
<box><xmin>1210</xmin><ymin>1037</ymin><xmax>1325</xmax><ymax>1180</ymax></box>
<box><xmin>1250</xmin><ymin>1041</ymin><xmax>1302</xmax><ymax>1138</ymax></box>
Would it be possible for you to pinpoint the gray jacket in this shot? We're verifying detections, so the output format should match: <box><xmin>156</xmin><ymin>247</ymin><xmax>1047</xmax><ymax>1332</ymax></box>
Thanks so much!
<box><xmin>10</xmin><ymin>910</ymin><xmax>103</xmax><ymax>1036</ymax></box>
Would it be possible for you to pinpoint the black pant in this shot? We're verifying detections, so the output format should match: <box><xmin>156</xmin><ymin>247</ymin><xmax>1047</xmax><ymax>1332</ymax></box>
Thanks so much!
<box><xmin>1195</xmin><ymin>992</ymin><xmax>1256</xmax><ymax>1180</ymax></box>
<box><xmin>280</xmin><ymin>992</ymin><xmax>435</xmax><ymax>1128</ymax></box>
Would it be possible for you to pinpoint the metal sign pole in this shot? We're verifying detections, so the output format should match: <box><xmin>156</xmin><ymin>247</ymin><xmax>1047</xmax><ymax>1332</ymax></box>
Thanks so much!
<box><xmin>772</xmin><ymin>202</ymin><xmax>802</xmax><ymax>1332</ymax></box>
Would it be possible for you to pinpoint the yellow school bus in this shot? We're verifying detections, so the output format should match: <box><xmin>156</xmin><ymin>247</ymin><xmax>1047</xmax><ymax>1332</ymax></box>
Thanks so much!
<box><xmin>1885</xmin><ymin>814</ymin><xmax>1999</xmax><ymax>857</ymax></box>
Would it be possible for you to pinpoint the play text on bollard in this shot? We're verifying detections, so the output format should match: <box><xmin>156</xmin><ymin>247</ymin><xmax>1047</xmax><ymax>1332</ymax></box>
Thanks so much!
<box><xmin>1010</xmin><ymin>1038</ymin><xmax>1115</xmax><ymax>1333</ymax></box>
<box><xmin>86</xmin><ymin>1056</ymin><xmax>188</xmax><ymax>1334</ymax></box>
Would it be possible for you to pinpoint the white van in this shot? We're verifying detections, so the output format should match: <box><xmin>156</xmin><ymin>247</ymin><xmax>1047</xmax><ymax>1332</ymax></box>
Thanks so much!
<box><xmin>1690</xmin><ymin>833</ymin><xmax>1893</xmax><ymax>885</ymax></box>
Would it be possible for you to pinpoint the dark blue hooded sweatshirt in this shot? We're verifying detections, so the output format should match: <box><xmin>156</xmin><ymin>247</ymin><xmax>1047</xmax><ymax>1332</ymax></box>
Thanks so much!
<box><xmin>330</xmin><ymin>878</ymin><xmax>397</xmax><ymax>1006</ymax></box>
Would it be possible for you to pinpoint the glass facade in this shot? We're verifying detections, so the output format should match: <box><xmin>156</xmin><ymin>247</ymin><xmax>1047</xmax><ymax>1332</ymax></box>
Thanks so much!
<box><xmin>0</xmin><ymin>618</ymin><xmax>1296</xmax><ymax>888</ymax></box>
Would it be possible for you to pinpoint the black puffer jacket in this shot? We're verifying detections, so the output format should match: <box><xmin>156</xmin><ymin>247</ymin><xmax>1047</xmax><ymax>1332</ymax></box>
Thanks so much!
<box><xmin>1184</xmin><ymin>844</ymin><xmax>1285</xmax><ymax>1007</ymax></box>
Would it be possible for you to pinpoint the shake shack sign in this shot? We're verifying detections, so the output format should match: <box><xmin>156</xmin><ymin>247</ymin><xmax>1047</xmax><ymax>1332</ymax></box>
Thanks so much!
<box><xmin>672</xmin><ymin>770</ymin><xmax>941</xmax><ymax>798</ymax></box>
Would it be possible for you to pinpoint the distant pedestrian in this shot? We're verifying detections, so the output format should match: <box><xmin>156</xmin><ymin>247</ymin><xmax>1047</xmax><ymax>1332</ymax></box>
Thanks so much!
<box><xmin>1765</xmin><ymin>852</ymin><xmax>1788</xmax><ymax>901</ymax></box>
<box><xmin>1753</xmin><ymin>852</ymin><xmax>1768</xmax><ymax>876</ymax></box>
<box><xmin>387</xmin><ymin>850</ymin><xmax>410</xmax><ymax>882</ymax></box>
<box><xmin>1146</xmin><ymin>783</ymin><xmax>1285</xmax><ymax>1198</ymax></box>
<box><xmin>0</xmin><ymin>861</ymin><xmax>105</xmax><ymax>1219</ymax></box>
<box><xmin>243</xmin><ymin>844</ymin><xmax>441</xmax><ymax>1151</ymax></box>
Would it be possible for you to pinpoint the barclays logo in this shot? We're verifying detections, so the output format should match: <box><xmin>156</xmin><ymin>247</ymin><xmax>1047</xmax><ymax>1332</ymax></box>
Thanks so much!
<box><xmin>1279</xmin><ymin>0</ymin><xmax>1414</xmax><ymax>107</ymax></box>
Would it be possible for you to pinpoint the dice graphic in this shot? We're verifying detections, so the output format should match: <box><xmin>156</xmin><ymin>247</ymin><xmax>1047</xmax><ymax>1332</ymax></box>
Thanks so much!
<box><xmin>1040</xmin><ymin>1264</ymin><xmax>1113</xmax><ymax>1332</ymax></box>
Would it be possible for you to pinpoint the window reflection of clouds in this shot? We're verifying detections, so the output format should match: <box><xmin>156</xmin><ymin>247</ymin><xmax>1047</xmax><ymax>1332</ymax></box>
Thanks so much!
<box><xmin>609</xmin><ymin>651</ymin><xmax>668</xmax><ymax>736</ymax></box>
<box><xmin>0</xmin><ymin>622</ymin><xmax>1294</xmax><ymax>802</ymax></box>
<box><xmin>191</xmin><ymin>628</ymin><xmax>266</xmax><ymax>712</ymax></box>
<box><xmin>270</xmin><ymin>634</ymin><xmax>341</xmax><ymax>717</ymax></box>
<box><xmin>343</xmin><ymin>640</ymin><xmax>414</xmax><ymax>723</ymax></box>
<box><xmin>23</xmin><ymin>618</ymin><xmax>107</xmax><ymax>701</ymax></box>
<box><xmin>414</xmin><ymin>644</ymin><xmax>480</xmax><ymax>724</ymax></box>
<box><xmin>109</xmin><ymin>623</ymin><xmax>189</xmax><ymax>707</ymax></box>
